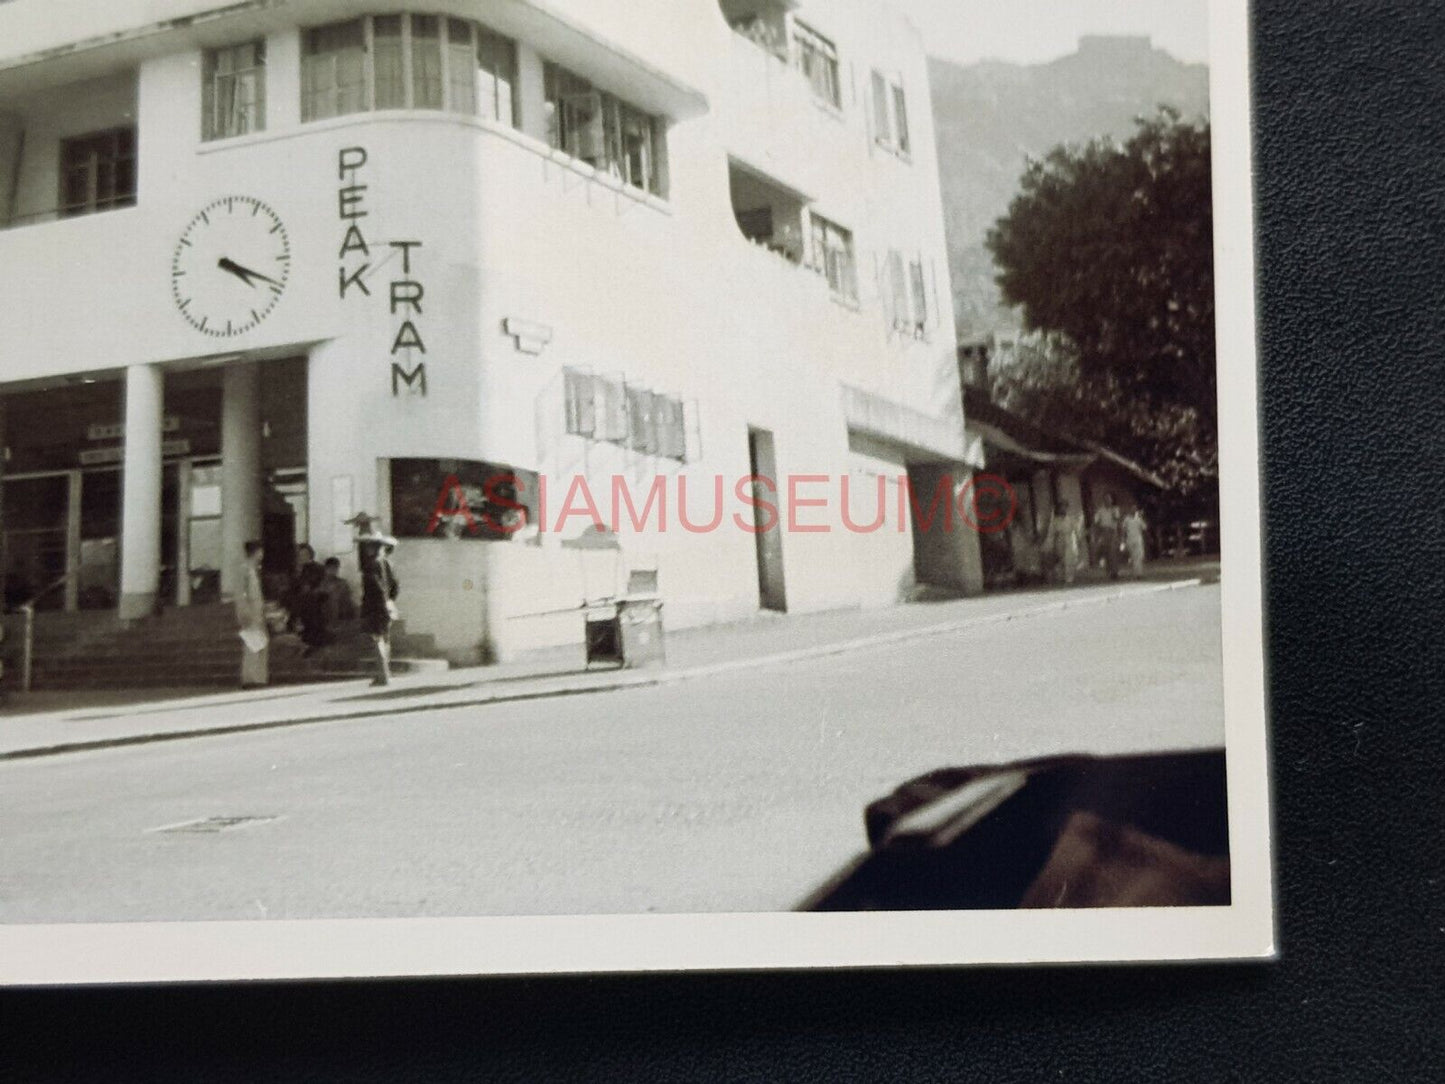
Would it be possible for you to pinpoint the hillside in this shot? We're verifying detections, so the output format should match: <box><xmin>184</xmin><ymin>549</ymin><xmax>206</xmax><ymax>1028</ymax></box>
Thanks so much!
<box><xmin>929</xmin><ymin>35</ymin><xmax>1210</xmax><ymax>343</ymax></box>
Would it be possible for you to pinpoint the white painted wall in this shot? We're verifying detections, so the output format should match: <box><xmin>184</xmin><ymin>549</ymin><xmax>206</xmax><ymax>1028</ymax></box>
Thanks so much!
<box><xmin>0</xmin><ymin>0</ymin><xmax>973</xmax><ymax>660</ymax></box>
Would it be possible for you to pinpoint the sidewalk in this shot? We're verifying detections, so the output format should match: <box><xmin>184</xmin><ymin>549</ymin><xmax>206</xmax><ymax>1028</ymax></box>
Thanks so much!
<box><xmin>0</xmin><ymin>560</ymin><xmax>1216</xmax><ymax>760</ymax></box>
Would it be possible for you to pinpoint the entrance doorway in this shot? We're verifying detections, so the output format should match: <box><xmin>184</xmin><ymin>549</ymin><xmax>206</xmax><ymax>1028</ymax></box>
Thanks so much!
<box><xmin>748</xmin><ymin>427</ymin><xmax>787</xmax><ymax>612</ymax></box>
<box><xmin>2</xmin><ymin>475</ymin><xmax>68</xmax><ymax>611</ymax></box>
<box><xmin>0</xmin><ymin>356</ymin><xmax>310</xmax><ymax>613</ymax></box>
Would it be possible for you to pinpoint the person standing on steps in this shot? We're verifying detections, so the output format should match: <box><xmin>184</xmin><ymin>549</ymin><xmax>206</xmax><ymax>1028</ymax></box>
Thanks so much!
<box><xmin>358</xmin><ymin>531</ymin><xmax>400</xmax><ymax>686</ymax></box>
<box><xmin>237</xmin><ymin>539</ymin><xmax>269</xmax><ymax>688</ymax></box>
<box><xmin>321</xmin><ymin>556</ymin><xmax>356</xmax><ymax>623</ymax></box>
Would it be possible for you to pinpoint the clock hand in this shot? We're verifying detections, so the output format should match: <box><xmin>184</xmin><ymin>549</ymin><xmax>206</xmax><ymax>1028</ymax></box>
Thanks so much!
<box><xmin>218</xmin><ymin>256</ymin><xmax>283</xmax><ymax>289</ymax></box>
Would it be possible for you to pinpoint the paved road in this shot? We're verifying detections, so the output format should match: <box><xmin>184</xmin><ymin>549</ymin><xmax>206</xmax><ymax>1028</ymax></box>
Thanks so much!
<box><xmin>0</xmin><ymin>585</ymin><xmax>1223</xmax><ymax>922</ymax></box>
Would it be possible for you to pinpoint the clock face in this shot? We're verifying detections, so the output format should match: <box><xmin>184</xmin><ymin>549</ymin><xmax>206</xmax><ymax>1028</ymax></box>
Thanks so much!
<box><xmin>171</xmin><ymin>196</ymin><xmax>291</xmax><ymax>338</ymax></box>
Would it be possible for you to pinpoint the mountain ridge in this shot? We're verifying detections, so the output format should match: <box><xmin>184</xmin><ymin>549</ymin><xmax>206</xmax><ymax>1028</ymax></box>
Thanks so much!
<box><xmin>929</xmin><ymin>37</ymin><xmax>1210</xmax><ymax>343</ymax></box>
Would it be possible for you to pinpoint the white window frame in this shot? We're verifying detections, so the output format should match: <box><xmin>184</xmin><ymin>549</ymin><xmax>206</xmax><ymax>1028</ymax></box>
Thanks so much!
<box><xmin>871</xmin><ymin>69</ymin><xmax>911</xmax><ymax>158</ymax></box>
<box><xmin>301</xmin><ymin>13</ymin><xmax>517</xmax><ymax>125</ymax></box>
<box><xmin>544</xmin><ymin>63</ymin><xmax>666</xmax><ymax>197</ymax></box>
<box><xmin>301</xmin><ymin>19</ymin><xmax>367</xmax><ymax>121</ymax></box>
<box><xmin>203</xmin><ymin>40</ymin><xmax>266</xmax><ymax>141</ymax></box>
<box><xmin>58</xmin><ymin>127</ymin><xmax>137</xmax><ymax>217</ymax></box>
<box><xmin>808</xmin><ymin>213</ymin><xmax>858</xmax><ymax>303</ymax></box>
<box><xmin>792</xmin><ymin>21</ymin><xmax>842</xmax><ymax>111</ymax></box>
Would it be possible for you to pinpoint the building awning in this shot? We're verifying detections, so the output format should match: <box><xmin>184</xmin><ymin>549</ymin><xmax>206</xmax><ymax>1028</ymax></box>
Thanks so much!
<box><xmin>960</xmin><ymin>385</ymin><xmax>1167</xmax><ymax>488</ymax></box>
<box><xmin>1075</xmin><ymin>441</ymin><xmax>1168</xmax><ymax>489</ymax></box>
<box><xmin>967</xmin><ymin>419</ymin><xmax>1096</xmax><ymax>470</ymax></box>
<box><xmin>0</xmin><ymin>0</ymin><xmax>710</xmax><ymax>120</ymax></box>
<box><xmin>720</xmin><ymin>0</ymin><xmax>804</xmax><ymax>19</ymax></box>
<box><xmin>841</xmin><ymin>383</ymin><xmax>981</xmax><ymax>467</ymax></box>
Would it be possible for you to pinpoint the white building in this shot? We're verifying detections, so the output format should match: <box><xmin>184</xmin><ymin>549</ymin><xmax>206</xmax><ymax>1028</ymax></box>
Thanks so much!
<box><xmin>0</xmin><ymin>0</ymin><xmax>983</xmax><ymax>667</ymax></box>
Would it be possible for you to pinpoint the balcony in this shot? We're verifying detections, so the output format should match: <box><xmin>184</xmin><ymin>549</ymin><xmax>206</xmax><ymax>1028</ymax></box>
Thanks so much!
<box><xmin>729</xmin><ymin>158</ymin><xmax>808</xmax><ymax>265</ymax></box>
<box><xmin>718</xmin><ymin>21</ymin><xmax>854</xmax><ymax>203</ymax></box>
<box><xmin>720</xmin><ymin>0</ymin><xmax>798</xmax><ymax>63</ymax></box>
<box><xmin>0</xmin><ymin>71</ymin><xmax>138</xmax><ymax>232</ymax></box>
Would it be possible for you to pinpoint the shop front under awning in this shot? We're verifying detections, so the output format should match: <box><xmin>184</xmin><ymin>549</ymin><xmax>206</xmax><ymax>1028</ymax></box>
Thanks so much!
<box><xmin>960</xmin><ymin>384</ymin><xmax>1166</xmax><ymax>488</ymax></box>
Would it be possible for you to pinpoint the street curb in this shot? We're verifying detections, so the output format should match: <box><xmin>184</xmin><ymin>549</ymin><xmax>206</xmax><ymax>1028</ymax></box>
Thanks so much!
<box><xmin>1</xmin><ymin>578</ymin><xmax>1205</xmax><ymax>761</ymax></box>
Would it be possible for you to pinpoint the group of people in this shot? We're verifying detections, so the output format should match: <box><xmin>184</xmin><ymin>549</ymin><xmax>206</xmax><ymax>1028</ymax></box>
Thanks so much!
<box><xmin>284</xmin><ymin>545</ymin><xmax>357</xmax><ymax>655</ymax></box>
<box><xmin>236</xmin><ymin>530</ymin><xmax>401</xmax><ymax>690</ymax></box>
<box><xmin>1042</xmin><ymin>494</ymin><xmax>1149</xmax><ymax>584</ymax></box>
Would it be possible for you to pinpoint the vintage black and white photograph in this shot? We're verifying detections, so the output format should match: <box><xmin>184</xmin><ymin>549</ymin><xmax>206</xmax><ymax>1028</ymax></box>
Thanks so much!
<box><xmin>0</xmin><ymin>0</ymin><xmax>1270</xmax><ymax>982</ymax></box>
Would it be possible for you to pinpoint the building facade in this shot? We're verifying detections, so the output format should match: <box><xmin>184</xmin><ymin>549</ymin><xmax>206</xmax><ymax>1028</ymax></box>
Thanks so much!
<box><xmin>0</xmin><ymin>0</ymin><xmax>981</xmax><ymax>664</ymax></box>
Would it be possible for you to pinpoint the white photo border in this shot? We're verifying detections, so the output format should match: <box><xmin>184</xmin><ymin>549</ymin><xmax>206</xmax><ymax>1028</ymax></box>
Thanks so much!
<box><xmin>0</xmin><ymin>0</ymin><xmax>1273</xmax><ymax>985</ymax></box>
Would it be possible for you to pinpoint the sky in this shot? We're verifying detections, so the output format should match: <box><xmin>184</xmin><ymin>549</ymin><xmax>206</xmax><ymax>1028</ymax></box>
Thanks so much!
<box><xmin>895</xmin><ymin>0</ymin><xmax>1210</xmax><ymax>66</ymax></box>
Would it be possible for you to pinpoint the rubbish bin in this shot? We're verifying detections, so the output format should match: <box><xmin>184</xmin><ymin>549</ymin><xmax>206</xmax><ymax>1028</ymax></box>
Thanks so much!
<box><xmin>583</xmin><ymin>598</ymin><xmax>664</xmax><ymax>669</ymax></box>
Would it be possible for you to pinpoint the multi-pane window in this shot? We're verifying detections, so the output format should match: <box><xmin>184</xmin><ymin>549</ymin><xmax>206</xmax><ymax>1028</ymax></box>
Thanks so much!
<box><xmin>871</xmin><ymin>70</ymin><xmax>910</xmax><ymax>155</ymax></box>
<box><xmin>203</xmin><ymin>40</ymin><xmax>265</xmax><ymax>140</ymax></box>
<box><xmin>447</xmin><ymin>18</ymin><xmax>477</xmax><ymax>113</ymax></box>
<box><xmin>475</xmin><ymin>28</ymin><xmax>517</xmax><ymax>124</ymax></box>
<box><xmin>301</xmin><ymin>14</ymin><xmax>517</xmax><ymax>124</ymax></box>
<box><xmin>793</xmin><ymin>22</ymin><xmax>841</xmax><ymax>109</ymax></box>
<box><xmin>302</xmin><ymin>19</ymin><xmax>366</xmax><ymax>119</ymax></box>
<box><xmin>808</xmin><ymin>214</ymin><xmax>857</xmax><ymax>302</ymax></box>
<box><xmin>544</xmin><ymin>64</ymin><xmax>664</xmax><ymax>196</ymax></box>
<box><xmin>410</xmin><ymin>14</ymin><xmax>444</xmax><ymax>110</ymax></box>
<box><xmin>371</xmin><ymin>15</ymin><xmax>405</xmax><ymax>109</ymax></box>
<box><xmin>59</xmin><ymin>128</ymin><xmax>136</xmax><ymax>217</ymax></box>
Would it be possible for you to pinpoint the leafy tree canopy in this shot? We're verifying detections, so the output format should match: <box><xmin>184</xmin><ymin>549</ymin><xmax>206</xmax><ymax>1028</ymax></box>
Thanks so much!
<box><xmin>990</xmin><ymin>334</ymin><xmax>1218</xmax><ymax>514</ymax></box>
<box><xmin>987</xmin><ymin>109</ymin><xmax>1215</xmax><ymax>420</ymax></box>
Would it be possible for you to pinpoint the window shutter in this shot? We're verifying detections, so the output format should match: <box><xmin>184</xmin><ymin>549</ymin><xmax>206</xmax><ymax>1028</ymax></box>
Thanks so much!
<box><xmin>888</xmin><ymin>250</ymin><xmax>907</xmax><ymax>328</ymax></box>
<box><xmin>598</xmin><ymin>376</ymin><xmax>628</xmax><ymax>444</ymax></box>
<box><xmin>871</xmin><ymin>71</ymin><xmax>891</xmax><ymax>146</ymax></box>
<box><xmin>892</xmin><ymin>83</ymin><xmax>910</xmax><ymax>154</ymax></box>
<box><xmin>684</xmin><ymin>399</ymin><xmax>703</xmax><ymax>464</ymax></box>
<box><xmin>909</xmin><ymin>256</ymin><xmax>928</xmax><ymax>332</ymax></box>
<box><xmin>563</xmin><ymin>369</ymin><xmax>597</xmax><ymax>437</ymax></box>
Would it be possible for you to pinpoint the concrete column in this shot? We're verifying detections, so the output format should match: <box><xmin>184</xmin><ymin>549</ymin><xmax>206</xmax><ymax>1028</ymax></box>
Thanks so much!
<box><xmin>118</xmin><ymin>364</ymin><xmax>164</xmax><ymax>620</ymax></box>
<box><xmin>175</xmin><ymin>460</ymin><xmax>193</xmax><ymax>606</ymax></box>
<box><xmin>0</xmin><ymin>114</ymin><xmax>22</xmax><ymax>226</ymax></box>
<box><xmin>266</xmin><ymin>30</ymin><xmax>302</xmax><ymax>129</ymax></box>
<box><xmin>515</xmin><ymin>45</ymin><xmax>549</xmax><ymax>142</ymax></box>
<box><xmin>0</xmin><ymin>395</ymin><xmax>7</xmax><ymax>592</ymax></box>
<box><xmin>64</xmin><ymin>472</ymin><xmax>82</xmax><ymax>612</ymax></box>
<box><xmin>220</xmin><ymin>361</ymin><xmax>262</xmax><ymax>598</ymax></box>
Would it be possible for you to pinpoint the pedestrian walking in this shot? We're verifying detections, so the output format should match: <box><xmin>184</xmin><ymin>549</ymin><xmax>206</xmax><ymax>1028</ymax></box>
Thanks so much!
<box><xmin>1124</xmin><ymin>507</ymin><xmax>1148</xmax><ymax>578</ymax></box>
<box><xmin>236</xmin><ymin>539</ymin><xmax>269</xmax><ymax>688</ymax></box>
<box><xmin>358</xmin><ymin>531</ymin><xmax>400</xmax><ymax>686</ymax></box>
<box><xmin>1048</xmin><ymin>500</ymin><xmax>1082</xmax><ymax>585</ymax></box>
<box><xmin>1094</xmin><ymin>493</ymin><xmax>1123</xmax><ymax>580</ymax></box>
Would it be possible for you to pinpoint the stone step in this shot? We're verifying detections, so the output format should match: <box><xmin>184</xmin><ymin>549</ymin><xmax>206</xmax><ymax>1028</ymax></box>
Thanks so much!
<box><xmin>30</xmin><ymin>657</ymin><xmax>445</xmax><ymax>690</ymax></box>
<box><xmin>11</xmin><ymin>600</ymin><xmax>450</xmax><ymax>691</ymax></box>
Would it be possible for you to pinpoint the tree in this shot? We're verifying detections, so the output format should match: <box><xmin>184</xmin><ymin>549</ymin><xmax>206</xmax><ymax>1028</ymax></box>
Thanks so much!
<box><xmin>990</xmin><ymin>334</ymin><xmax>1218</xmax><ymax>515</ymax></box>
<box><xmin>986</xmin><ymin>110</ymin><xmax>1215</xmax><ymax>420</ymax></box>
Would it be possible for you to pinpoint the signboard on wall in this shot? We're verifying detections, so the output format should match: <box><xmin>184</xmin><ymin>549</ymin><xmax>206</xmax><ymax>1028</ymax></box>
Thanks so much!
<box><xmin>389</xmin><ymin>459</ymin><xmax>539</xmax><ymax>541</ymax></box>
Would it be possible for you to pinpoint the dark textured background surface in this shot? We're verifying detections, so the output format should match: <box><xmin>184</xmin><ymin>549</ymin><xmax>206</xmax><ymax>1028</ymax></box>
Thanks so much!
<box><xmin>4</xmin><ymin>1</ymin><xmax>1444</xmax><ymax>1078</ymax></box>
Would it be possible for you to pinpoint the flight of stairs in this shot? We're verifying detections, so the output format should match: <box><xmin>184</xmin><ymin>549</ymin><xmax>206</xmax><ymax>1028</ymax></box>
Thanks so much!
<box><xmin>1</xmin><ymin>604</ymin><xmax>447</xmax><ymax>691</ymax></box>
